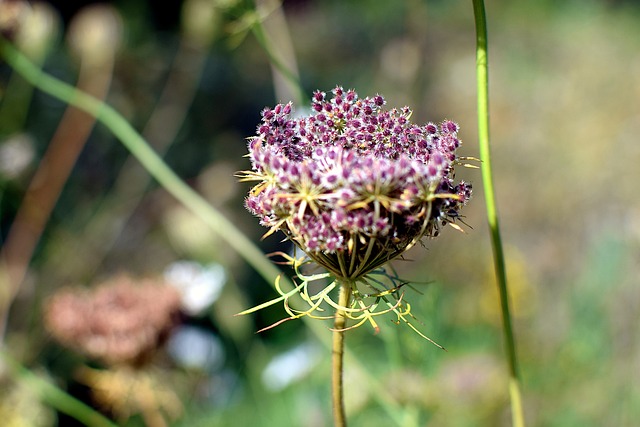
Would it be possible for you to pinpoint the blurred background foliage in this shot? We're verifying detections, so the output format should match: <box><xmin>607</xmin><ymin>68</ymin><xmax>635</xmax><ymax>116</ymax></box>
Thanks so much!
<box><xmin>1</xmin><ymin>0</ymin><xmax>639</xmax><ymax>426</ymax></box>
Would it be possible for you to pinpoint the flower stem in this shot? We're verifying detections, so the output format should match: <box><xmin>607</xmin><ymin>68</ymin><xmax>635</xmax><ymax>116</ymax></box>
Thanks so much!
<box><xmin>472</xmin><ymin>2</ymin><xmax>526</xmax><ymax>426</ymax></box>
<box><xmin>332</xmin><ymin>280</ymin><xmax>351</xmax><ymax>427</ymax></box>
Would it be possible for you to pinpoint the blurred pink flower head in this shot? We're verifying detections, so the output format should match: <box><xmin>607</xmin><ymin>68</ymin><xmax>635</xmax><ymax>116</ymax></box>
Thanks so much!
<box><xmin>44</xmin><ymin>274</ymin><xmax>182</xmax><ymax>366</ymax></box>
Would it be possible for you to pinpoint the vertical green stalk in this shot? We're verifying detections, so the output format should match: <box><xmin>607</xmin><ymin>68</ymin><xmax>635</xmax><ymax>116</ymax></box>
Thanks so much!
<box><xmin>252</xmin><ymin>0</ymin><xmax>305</xmax><ymax>106</ymax></box>
<box><xmin>332</xmin><ymin>280</ymin><xmax>351</xmax><ymax>427</ymax></box>
<box><xmin>471</xmin><ymin>1</ymin><xmax>525</xmax><ymax>426</ymax></box>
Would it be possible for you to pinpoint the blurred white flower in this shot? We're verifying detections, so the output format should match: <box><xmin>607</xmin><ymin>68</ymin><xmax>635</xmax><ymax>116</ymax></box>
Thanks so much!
<box><xmin>261</xmin><ymin>342</ymin><xmax>321</xmax><ymax>391</ymax></box>
<box><xmin>0</xmin><ymin>134</ymin><xmax>35</xmax><ymax>179</ymax></box>
<box><xmin>164</xmin><ymin>261</ymin><xmax>226</xmax><ymax>315</ymax></box>
<box><xmin>167</xmin><ymin>325</ymin><xmax>224</xmax><ymax>371</ymax></box>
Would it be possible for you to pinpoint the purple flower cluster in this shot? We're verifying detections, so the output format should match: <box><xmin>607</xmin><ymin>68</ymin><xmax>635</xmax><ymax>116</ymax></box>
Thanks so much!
<box><xmin>243</xmin><ymin>87</ymin><xmax>471</xmax><ymax>279</ymax></box>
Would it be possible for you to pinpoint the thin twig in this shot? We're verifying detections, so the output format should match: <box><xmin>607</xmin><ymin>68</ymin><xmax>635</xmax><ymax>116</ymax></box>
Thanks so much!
<box><xmin>471</xmin><ymin>1</ymin><xmax>526</xmax><ymax>426</ymax></box>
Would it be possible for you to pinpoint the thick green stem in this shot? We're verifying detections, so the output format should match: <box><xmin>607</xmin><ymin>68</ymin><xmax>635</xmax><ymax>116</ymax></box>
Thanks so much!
<box><xmin>332</xmin><ymin>281</ymin><xmax>351</xmax><ymax>427</ymax></box>
<box><xmin>472</xmin><ymin>2</ymin><xmax>525</xmax><ymax>426</ymax></box>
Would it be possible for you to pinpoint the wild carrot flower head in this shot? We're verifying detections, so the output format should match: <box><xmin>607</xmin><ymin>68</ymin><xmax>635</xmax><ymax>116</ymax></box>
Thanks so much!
<box><xmin>242</xmin><ymin>86</ymin><xmax>472</xmax><ymax>280</ymax></box>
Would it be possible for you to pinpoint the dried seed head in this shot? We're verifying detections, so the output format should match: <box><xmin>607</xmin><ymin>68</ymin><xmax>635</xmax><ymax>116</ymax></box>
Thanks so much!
<box><xmin>44</xmin><ymin>274</ymin><xmax>182</xmax><ymax>366</ymax></box>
